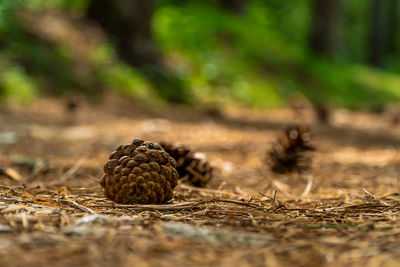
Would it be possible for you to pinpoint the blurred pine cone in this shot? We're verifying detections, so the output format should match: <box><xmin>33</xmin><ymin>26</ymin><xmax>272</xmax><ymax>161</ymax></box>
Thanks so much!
<box><xmin>100</xmin><ymin>139</ymin><xmax>179</xmax><ymax>204</ymax></box>
<box><xmin>160</xmin><ymin>142</ymin><xmax>213</xmax><ymax>187</ymax></box>
<box><xmin>65</xmin><ymin>93</ymin><xmax>84</xmax><ymax>113</ymax></box>
<box><xmin>268</xmin><ymin>125</ymin><xmax>314</xmax><ymax>174</ymax></box>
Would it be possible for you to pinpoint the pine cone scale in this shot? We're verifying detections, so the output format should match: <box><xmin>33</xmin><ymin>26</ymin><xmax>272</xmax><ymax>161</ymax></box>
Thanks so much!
<box><xmin>100</xmin><ymin>139</ymin><xmax>179</xmax><ymax>204</ymax></box>
<box><xmin>160</xmin><ymin>142</ymin><xmax>213</xmax><ymax>187</ymax></box>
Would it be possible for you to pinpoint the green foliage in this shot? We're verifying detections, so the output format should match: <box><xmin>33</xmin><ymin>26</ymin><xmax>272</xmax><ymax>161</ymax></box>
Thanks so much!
<box><xmin>154</xmin><ymin>1</ymin><xmax>400</xmax><ymax>108</ymax></box>
<box><xmin>300</xmin><ymin>59</ymin><xmax>400</xmax><ymax>108</ymax></box>
<box><xmin>90</xmin><ymin>42</ymin><xmax>168</xmax><ymax>105</ymax></box>
<box><xmin>0</xmin><ymin>58</ymin><xmax>37</xmax><ymax>103</ymax></box>
<box><xmin>0</xmin><ymin>0</ymin><xmax>75</xmax><ymax>100</ymax></box>
<box><xmin>154</xmin><ymin>3</ymin><xmax>295</xmax><ymax>106</ymax></box>
<box><xmin>1</xmin><ymin>0</ymin><xmax>400</xmax><ymax>108</ymax></box>
<box><xmin>0</xmin><ymin>0</ymin><xmax>157</xmax><ymax>103</ymax></box>
<box><xmin>92</xmin><ymin>44</ymin><xmax>157</xmax><ymax>103</ymax></box>
<box><xmin>1</xmin><ymin>0</ymin><xmax>88</xmax><ymax>11</ymax></box>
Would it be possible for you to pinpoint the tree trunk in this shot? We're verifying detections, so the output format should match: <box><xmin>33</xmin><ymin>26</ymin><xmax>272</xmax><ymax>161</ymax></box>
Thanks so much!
<box><xmin>308</xmin><ymin>0</ymin><xmax>342</xmax><ymax>58</ymax></box>
<box><xmin>367</xmin><ymin>0</ymin><xmax>385</xmax><ymax>67</ymax></box>
<box><xmin>308</xmin><ymin>0</ymin><xmax>342</xmax><ymax>124</ymax></box>
<box><xmin>86</xmin><ymin>0</ymin><xmax>189</xmax><ymax>103</ymax></box>
<box><xmin>385</xmin><ymin>0</ymin><xmax>399</xmax><ymax>56</ymax></box>
<box><xmin>219</xmin><ymin>0</ymin><xmax>245</xmax><ymax>14</ymax></box>
<box><xmin>86</xmin><ymin>0</ymin><xmax>158</xmax><ymax>67</ymax></box>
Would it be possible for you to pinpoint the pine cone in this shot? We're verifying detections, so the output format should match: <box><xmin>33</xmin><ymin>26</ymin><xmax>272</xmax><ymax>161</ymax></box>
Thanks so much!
<box><xmin>100</xmin><ymin>139</ymin><xmax>179</xmax><ymax>204</ymax></box>
<box><xmin>160</xmin><ymin>142</ymin><xmax>213</xmax><ymax>187</ymax></box>
<box><xmin>268</xmin><ymin>125</ymin><xmax>314</xmax><ymax>174</ymax></box>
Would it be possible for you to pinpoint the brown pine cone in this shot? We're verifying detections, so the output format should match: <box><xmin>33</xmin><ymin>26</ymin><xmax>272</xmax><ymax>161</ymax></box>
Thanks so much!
<box><xmin>160</xmin><ymin>142</ymin><xmax>213</xmax><ymax>187</ymax></box>
<box><xmin>268</xmin><ymin>125</ymin><xmax>314</xmax><ymax>174</ymax></box>
<box><xmin>100</xmin><ymin>139</ymin><xmax>179</xmax><ymax>204</ymax></box>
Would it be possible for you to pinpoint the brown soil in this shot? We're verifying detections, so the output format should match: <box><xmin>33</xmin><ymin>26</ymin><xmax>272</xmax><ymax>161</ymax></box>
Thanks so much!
<box><xmin>1</xmin><ymin>95</ymin><xmax>400</xmax><ymax>267</ymax></box>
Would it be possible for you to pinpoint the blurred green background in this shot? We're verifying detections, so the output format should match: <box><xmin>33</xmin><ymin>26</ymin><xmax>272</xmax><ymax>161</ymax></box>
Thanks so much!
<box><xmin>1</xmin><ymin>0</ymin><xmax>400</xmax><ymax>110</ymax></box>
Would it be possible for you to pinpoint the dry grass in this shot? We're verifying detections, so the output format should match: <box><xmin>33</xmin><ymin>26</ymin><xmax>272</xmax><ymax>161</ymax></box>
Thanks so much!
<box><xmin>1</xmin><ymin>96</ymin><xmax>400</xmax><ymax>266</ymax></box>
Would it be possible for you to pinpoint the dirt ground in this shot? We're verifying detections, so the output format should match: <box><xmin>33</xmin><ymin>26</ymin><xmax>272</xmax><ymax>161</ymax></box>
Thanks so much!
<box><xmin>1</xmin><ymin>95</ymin><xmax>400</xmax><ymax>267</ymax></box>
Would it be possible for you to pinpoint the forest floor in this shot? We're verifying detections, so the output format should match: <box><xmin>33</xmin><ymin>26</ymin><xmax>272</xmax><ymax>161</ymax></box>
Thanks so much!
<box><xmin>1</xmin><ymin>95</ymin><xmax>400</xmax><ymax>267</ymax></box>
